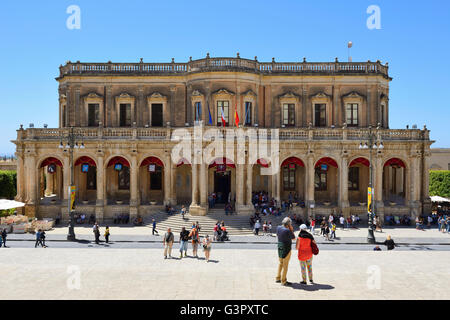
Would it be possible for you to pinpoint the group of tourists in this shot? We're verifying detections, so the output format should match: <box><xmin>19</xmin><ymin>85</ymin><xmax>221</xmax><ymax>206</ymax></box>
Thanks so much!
<box><xmin>91</xmin><ymin>222</ymin><xmax>110</xmax><ymax>244</ymax></box>
<box><xmin>213</xmin><ymin>221</ymin><xmax>229</xmax><ymax>241</ymax></box>
<box><xmin>163</xmin><ymin>222</ymin><xmax>213</xmax><ymax>262</ymax></box>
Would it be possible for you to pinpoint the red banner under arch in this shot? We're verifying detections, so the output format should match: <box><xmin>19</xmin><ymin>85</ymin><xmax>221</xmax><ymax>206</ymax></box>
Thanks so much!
<box><xmin>107</xmin><ymin>156</ymin><xmax>130</xmax><ymax>168</ymax></box>
<box><xmin>349</xmin><ymin>157</ymin><xmax>370</xmax><ymax>167</ymax></box>
<box><xmin>256</xmin><ymin>158</ymin><xmax>270</xmax><ymax>168</ymax></box>
<box><xmin>40</xmin><ymin>157</ymin><xmax>63</xmax><ymax>168</ymax></box>
<box><xmin>315</xmin><ymin>157</ymin><xmax>338</xmax><ymax>168</ymax></box>
<box><xmin>384</xmin><ymin>158</ymin><xmax>406</xmax><ymax>168</ymax></box>
<box><xmin>176</xmin><ymin>158</ymin><xmax>191</xmax><ymax>167</ymax></box>
<box><xmin>281</xmin><ymin>157</ymin><xmax>305</xmax><ymax>168</ymax></box>
<box><xmin>208</xmin><ymin>158</ymin><xmax>236</xmax><ymax>169</ymax></box>
<box><xmin>141</xmin><ymin>156</ymin><xmax>164</xmax><ymax>168</ymax></box>
<box><xmin>74</xmin><ymin>156</ymin><xmax>96</xmax><ymax>167</ymax></box>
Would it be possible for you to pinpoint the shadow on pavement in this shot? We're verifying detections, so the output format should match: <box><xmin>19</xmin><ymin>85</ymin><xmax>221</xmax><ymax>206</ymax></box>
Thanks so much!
<box><xmin>291</xmin><ymin>283</ymin><xmax>335</xmax><ymax>291</ymax></box>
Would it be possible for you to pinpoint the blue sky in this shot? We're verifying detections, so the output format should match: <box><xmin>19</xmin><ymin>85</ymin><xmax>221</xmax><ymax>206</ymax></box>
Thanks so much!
<box><xmin>0</xmin><ymin>0</ymin><xmax>449</xmax><ymax>155</ymax></box>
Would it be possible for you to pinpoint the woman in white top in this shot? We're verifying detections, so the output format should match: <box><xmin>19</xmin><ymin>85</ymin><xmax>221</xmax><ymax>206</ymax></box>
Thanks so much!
<box><xmin>202</xmin><ymin>235</ymin><xmax>212</xmax><ymax>262</ymax></box>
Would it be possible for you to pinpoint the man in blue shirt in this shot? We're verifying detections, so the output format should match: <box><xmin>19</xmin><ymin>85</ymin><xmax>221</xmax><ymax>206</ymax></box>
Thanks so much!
<box><xmin>276</xmin><ymin>217</ymin><xmax>295</xmax><ymax>286</ymax></box>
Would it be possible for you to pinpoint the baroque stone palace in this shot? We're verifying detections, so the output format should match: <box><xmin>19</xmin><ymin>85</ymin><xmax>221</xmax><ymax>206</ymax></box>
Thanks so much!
<box><xmin>13</xmin><ymin>54</ymin><xmax>433</xmax><ymax>222</ymax></box>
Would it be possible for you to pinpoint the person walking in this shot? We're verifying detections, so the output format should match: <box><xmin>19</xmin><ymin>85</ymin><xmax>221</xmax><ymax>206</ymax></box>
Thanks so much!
<box><xmin>181</xmin><ymin>205</ymin><xmax>186</xmax><ymax>220</ymax></box>
<box><xmin>254</xmin><ymin>220</ymin><xmax>261</xmax><ymax>235</ymax></box>
<box><xmin>0</xmin><ymin>231</ymin><xmax>2</xmax><ymax>247</ymax></box>
<box><xmin>163</xmin><ymin>227</ymin><xmax>174</xmax><ymax>259</ymax></box>
<box><xmin>309</xmin><ymin>217</ymin><xmax>316</xmax><ymax>235</ymax></box>
<box><xmin>35</xmin><ymin>229</ymin><xmax>42</xmax><ymax>248</ymax></box>
<box><xmin>296</xmin><ymin>224</ymin><xmax>316</xmax><ymax>284</ymax></box>
<box><xmin>275</xmin><ymin>217</ymin><xmax>295</xmax><ymax>286</ymax></box>
<box><xmin>320</xmin><ymin>218</ymin><xmax>327</xmax><ymax>236</ymax></box>
<box><xmin>93</xmin><ymin>222</ymin><xmax>100</xmax><ymax>244</ymax></box>
<box><xmin>152</xmin><ymin>219</ymin><xmax>158</xmax><ymax>235</ymax></box>
<box><xmin>383</xmin><ymin>235</ymin><xmax>396</xmax><ymax>250</ymax></box>
<box><xmin>330</xmin><ymin>222</ymin><xmax>336</xmax><ymax>239</ymax></box>
<box><xmin>104</xmin><ymin>226</ymin><xmax>110</xmax><ymax>243</ymax></box>
<box><xmin>1</xmin><ymin>228</ymin><xmax>7</xmax><ymax>247</ymax></box>
<box><xmin>40</xmin><ymin>230</ymin><xmax>47</xmax><ymax>248</ymax></box>
<box><xmin>202</xmin><ymin>234</ymin><xmax>212</xmax><ymax>262</ymax></box>
<box><xmin>324</xmin><ymin>224</ymin><xmax>330</xmax><ymax>241</ymax></box>
<box><xmin>179</xmin><ymin>226</ymin><xmax>189</xmax><ymax>258</ymax></box>
<box><xmin>339</xmin><ymin>215</ymin><xmax>345</xmax><ymax>230</ymax></box>
<box><xmin>189</xmin><ymin>226</ymin><xmax>199</xmax><ymax>258</ymax></box>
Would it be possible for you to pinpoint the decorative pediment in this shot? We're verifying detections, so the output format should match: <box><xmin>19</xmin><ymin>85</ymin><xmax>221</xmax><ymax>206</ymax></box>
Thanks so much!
<box><xmin>310</xmin><ymin>91</ymin><xmax>331</xmax><ymax>100</ymax></box>
<box><xmin>212</xmin><ymin>88</ymin><xmax>235</xmax><ymax>96</ymax></box>
<box><xmin>241</xmin><ymin>89</ymin><xmax>257</xmax><ymax>98</ymax></box>
<box><xmin>149</xmin><ymin>92</ymin><xmax>166</xmax><ymax>99</ymax></box>
<box><xmin>380</xmin><ymin>93</ymin><xmax>389</xmax><ymax>101</ymax></box>
<box><xmin>191</xmin><ymin>90</ymin><xmax>204</xmax><ymax>97</ymax></box>
<box><xmin>84</xmin><ymin>92</ymin><xmax>103</xmax><ymax>100</ymax></box>
<box><xmin>116</xmin><ymin>92</ymin><xmax>134</xmax><ymax>99</ymax></box>
<box><xmin>342</xmin><ymin>91</ymin><xmax>365</xmax><ymax>100</ymax></box>
<box><xmin>278</xmin><ymin>91</ymin><xmax>300</xmax><ymax>101</ymax></box>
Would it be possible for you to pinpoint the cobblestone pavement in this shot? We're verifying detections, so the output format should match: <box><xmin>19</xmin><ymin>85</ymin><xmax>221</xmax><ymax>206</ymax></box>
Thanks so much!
<box><xmin>0</xmin><ymin>248</ymin><xmax>449</xmax><ymax>300</ymax></box>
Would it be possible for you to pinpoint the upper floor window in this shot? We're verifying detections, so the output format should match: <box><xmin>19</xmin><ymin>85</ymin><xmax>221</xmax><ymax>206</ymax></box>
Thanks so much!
<box><xmin>348</xmin><ymin>167</ymin><xmax>359</xmax><ymax>191</ymax></box>
<box><xmin>88</xmin><ymin>103</ymin><xmax>100</xmax><ymax>127</ymax></box>
<box><xmin>282</xmin><ymin>103</ymin><xmax>295</xmax><ymax>127</ymax></box>
<box><xmin>346</xmin><ymin>103</ymin><xmax>359</xmax><ymax>127</ymax></box>
<box><xmin>217</xmin><ymin>101</ymin><xmax>229</xmax><ymax>126</ymax></box>
<box><xmin>194</xmin><ymin>102</ymin><xmax>202</xmax><ymax>122</ymax></box>
<box><xmin>314</xmin><ymin>104</ymin><xmax>326</xmax><ymax>127</ymax></box>
<box><xmin>119</xmin><ymin>103</ymin><xmax>131</xmax><ymax>127</ymax></box>
<box><xmin>245</xmin><ymin>102</ymin><xmax>252</xmax><ymax>126</ymax></box>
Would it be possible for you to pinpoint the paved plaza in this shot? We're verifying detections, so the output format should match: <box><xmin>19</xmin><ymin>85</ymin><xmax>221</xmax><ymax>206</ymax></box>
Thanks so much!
<box><xmin>0</xmin><ymin>246</ymin><xmax>449</xmax><ymax>300</ymax></box>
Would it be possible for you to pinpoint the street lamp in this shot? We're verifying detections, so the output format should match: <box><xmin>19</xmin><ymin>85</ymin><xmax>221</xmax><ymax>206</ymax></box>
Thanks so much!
<box><xmin>359</xmin><ymin>124</ymin><xmax>383</xmax><ymax>244</ymax></box>
<box><xmin>58</xmin><ymin>127</ymin><xmax>85</xmax><ymax>241</ymax></box>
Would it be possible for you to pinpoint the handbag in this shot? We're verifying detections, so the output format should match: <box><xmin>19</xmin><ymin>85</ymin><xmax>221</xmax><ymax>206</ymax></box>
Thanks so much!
<box><xmin>311</xmin><ymin>241</ymin><xmax>319</xmax><ymax>255</ymax></box>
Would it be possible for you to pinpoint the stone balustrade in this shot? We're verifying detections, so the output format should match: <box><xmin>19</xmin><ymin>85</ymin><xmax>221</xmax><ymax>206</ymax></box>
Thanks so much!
<box><xmin>17</xmin><ymin>127</ymin><xmax>428</xmax><ymax>142</ymax></box>
<box><xmin>58</xmin><ymin>57</ymin><xmax>389</xmax><ymax>78</ymax></box>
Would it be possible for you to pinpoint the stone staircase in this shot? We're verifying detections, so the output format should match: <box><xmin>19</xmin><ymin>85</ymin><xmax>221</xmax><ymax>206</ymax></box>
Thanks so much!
<box><xmin>143</xmin><ymin>207</ymin><xmax>288</xmax><ymax>235</ymax></box>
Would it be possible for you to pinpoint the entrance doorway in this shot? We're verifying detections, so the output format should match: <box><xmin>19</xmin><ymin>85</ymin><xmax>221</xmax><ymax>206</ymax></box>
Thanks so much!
<box><xmin>214</xmin><ymin>171</ymin><xmax>231</xmax><ymax>204</ymax></box>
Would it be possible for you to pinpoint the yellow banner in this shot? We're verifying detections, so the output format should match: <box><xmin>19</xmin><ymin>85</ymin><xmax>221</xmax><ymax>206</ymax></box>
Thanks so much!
<box><xmin>367</xmin><ymin>187</ymin><xmax>372</xmax><ymax>212</ymax></box>
<box><xmin>70</xmin><ymin>186</ymin><xmax>76</xmax><ymax>210</ymax></box>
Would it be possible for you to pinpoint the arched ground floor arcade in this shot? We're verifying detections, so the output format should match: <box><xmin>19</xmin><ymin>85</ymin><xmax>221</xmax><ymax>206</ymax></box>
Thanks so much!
<box><xmin>15</xmin><ymin>144</ymin><xmax>432</xmax><ymax>224</ymax></box>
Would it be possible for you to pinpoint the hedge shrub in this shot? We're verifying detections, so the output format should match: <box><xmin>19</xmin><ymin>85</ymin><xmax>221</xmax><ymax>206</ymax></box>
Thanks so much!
<box><xmin>0</xmin><ymin>170</ymin><xmax>16</xmax><ymax>200</ymax></box>
<box><xmin>429</xmin><ymin>170</ymin><xmax>450</xmax><ymax>198</ymax></box>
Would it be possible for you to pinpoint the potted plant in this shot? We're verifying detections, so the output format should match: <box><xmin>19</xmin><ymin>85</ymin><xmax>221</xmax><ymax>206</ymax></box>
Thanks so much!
<box><xmin>82</xmin><ymin>199</ymin><xmax>89</xmax><ymax>205</ymax></box>
<box><xmin>116</xmin><ymin>199</ymin><xmax>123</xmax><ymax>205</ymax></box>
<box><xmin>323</xmin><ymin>201</ymin><xmax>331</xmax><ymax>206</ymax></box>
<box><xmin>149</xmin><ymin>200</ymin><xmax>157</xmax><ymax>205</ymax></box>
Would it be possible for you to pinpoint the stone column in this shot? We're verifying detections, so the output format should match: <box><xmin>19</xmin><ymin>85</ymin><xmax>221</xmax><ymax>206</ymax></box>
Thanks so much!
<box><xmin>95</xmin><ymin>154</ymin><xmax>105</xmax><ymax>222</ymax></box>
<box><xmin>339</xmin><ymin>155</ymin><xmax>350</xmax><ymax>217</ymax></box>
<box><xmin>374</xmin><ymin>154</ymin><xmax>384</xmax><ymax>220</ymax></box>
<box><xmin>130</xmin><ymin>155</ymin><xmax>138</xmax><ymax>220</ymax></box>
<box><xmin>236</xmin><ymin>164</ymin><xmax>244</xmax><ymax>206</ymax></box>
<box><xmin>164</xmin><ymin>155</ymin><xmax>171</xmax><ymax>205</ymax></box>
<box><xmin>199</xmin><ymin>162</ymin><xmax>208</xmax><ymax>208</ymax></box>
<box><xmin>409</xmin><ymin>155</ymin><xmax>421</xmax><ymax>219</ymax></box>
<box><xmin>422</xmin><ymin>151</ymin><xmax>432</xmax><ymax>214</ymax></box>
<box><xmin>189</xmin><ymin>163</ymin><xmax>206</xmax><ymax>215</ymax></box>
<box><xmin>170</xmin><ymin>163</ymin><xmax>177</xmax><ymax>205</ymax></box>
<box><xmin>246</xmin><ymin>163</ymin><xmax>253</xmax><ymax>206</ymax></box>
<box><xmin>74</xmin><ymin>87</ymin><xmax>81</xmax><ymax>127</ymax></box>
<box><xmin>24</xmin><ymin>152</ymin><xmax>38</xmax><ymax>218</ymax></box>
<box><xmin>275</xmin><ymin>169</ymin><xmax>281</xmax><ymax>205</ymax></box>
<box><xmin>366</xmin><ymin>88</ymin><xmax>371</xmax><ymax>127</ymax></box>
<box><xmin>305</xmin><ymin>154</ymin><xmax>315</xmax><ymax>217</ymax></box>
<box><xmin>105</xmin><ymin>86</ymin><xmax>113</xmax><ymax>127</ymax></box>
<box><xmin>14</xmin><ymin>151</ymin><xmax>25</xmax><ymax>202</ymax></box>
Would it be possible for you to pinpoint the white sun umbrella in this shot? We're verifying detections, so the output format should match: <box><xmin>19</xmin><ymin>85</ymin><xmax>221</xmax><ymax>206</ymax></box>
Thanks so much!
<box><xmin>0</xmin><ymin>199</ymin><xmax>25</xmax><ymax>210</ymax></box>
<box><xmin>430</xmin><ymin>196</ymin><xmax>450</xmax><ymax>203</ymax></box>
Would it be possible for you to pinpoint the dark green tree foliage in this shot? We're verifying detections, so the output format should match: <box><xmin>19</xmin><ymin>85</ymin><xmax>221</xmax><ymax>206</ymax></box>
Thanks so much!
<box><xmin>429</xmin><ymin>171</ymin><xmax>450</xmax><ymax>198</ymax></box>
<box><xmin>0</xmin><ymin>170</ymin><xmax>17</xmax><ymax>200</ymax></box>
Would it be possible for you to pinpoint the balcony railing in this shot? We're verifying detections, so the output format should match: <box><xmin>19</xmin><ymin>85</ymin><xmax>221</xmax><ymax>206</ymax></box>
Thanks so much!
<box><xmin>17</xmin><ymin>127</ymin><xmax>428</xmax><ymax>143</ymax></box>
<box><xmin>58</xmin><ymin>57</ymin><xmax>389</xmax><ymax>78</ymax></box>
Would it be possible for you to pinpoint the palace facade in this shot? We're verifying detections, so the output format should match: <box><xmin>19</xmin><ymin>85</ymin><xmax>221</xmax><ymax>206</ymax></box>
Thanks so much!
<box><xmin>13</xmin><ymin>54</ymin><xmax>433</xmax><ymax>222</ymax></box>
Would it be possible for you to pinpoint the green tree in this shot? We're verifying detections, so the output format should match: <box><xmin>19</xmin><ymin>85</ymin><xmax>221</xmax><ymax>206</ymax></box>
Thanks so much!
<box><xmin>429</xmin><ymin>171</ymin><xmax>450</xmax><ymax>198</ymax></box>
<box><xmin>0</xmin><ymin>170</ymin><xmax>17</xmax><ymax>200</ymax></box>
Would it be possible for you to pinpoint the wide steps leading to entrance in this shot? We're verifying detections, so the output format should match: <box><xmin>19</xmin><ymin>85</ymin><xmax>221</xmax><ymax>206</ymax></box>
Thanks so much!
<box><xmin>143</xmin><ymin>208</ymin><xmax>287</xmax><ymax>235</ymax></box>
